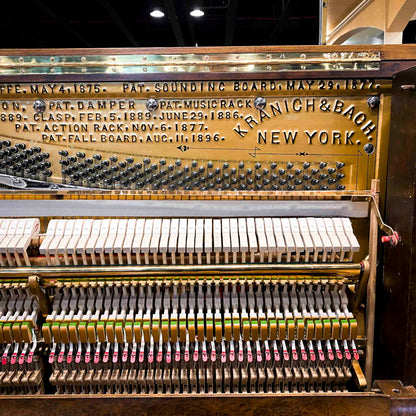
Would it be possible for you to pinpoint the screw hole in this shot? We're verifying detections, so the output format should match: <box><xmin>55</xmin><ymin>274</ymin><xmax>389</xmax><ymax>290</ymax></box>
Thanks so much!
<box><xmin>364</xmin><ymin>143</ymin><xmax>375</xmax><ymax>155</ymax></box>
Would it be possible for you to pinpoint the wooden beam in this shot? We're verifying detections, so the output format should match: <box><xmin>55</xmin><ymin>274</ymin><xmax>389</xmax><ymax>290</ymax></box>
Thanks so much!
<box><xmin>163</xmin><ymin>0</ymin><xmax>185</xmax><ymax>46</ymax></box>
<box><xmin>225</xmin><ymin>0</ymin><xmax>239</xmax><ymax>46</ymax></box>
<box><xmin>97</xmin><ymin>0</ymin><xmax>139</xmax><ymax>47</ymax></box>
<box><xmin>387</xmin><ymin>0</ymin><xmax>416</xmax><ymax>32</ymax></box>
<box><xmin>32</xmin><ymin>0</ymin><xmax>93</xmax><ymax>47</ymax></box>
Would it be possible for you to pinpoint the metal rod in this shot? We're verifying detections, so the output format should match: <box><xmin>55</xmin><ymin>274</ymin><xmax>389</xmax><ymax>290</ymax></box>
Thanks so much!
<box><xmin>365</xmin><ymin>179</ymin><xmax>379</xmax><ymax>389</ymax></box>
<box><xmin>319</xmin><ymin>0</ymin><xmax>328</xmax><ymax>45</ymax></box>
<box><xmin>0</xmin><ymin>189</ymin><xmax>373</xmax><ymax>199</ymax></box>
<box><xmin>352</xmin><ymin>259</ymin><xmax>370</xmax><ymax>314</ymax></box>
<box><xmin>0</xmin><ymin>263</ymin><xmax>363</xmax><ymax>278</ymax></box>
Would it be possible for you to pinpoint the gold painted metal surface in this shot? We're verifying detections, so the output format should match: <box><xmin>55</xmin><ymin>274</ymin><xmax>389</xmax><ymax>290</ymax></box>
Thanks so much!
<box><xmin>0</xmin><ymin>263</ymin><xmax>362</xmax><ymax>278</ymax></box>
<box><xmin>0</xmin><ymin>79</ymin><xmax>390</xmax><ymax>192</ymax></box>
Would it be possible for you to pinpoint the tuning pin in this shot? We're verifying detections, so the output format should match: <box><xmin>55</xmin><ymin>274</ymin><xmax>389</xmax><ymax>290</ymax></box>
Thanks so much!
<box><xmin>319</xmin><ymin>162</ymin><xmax>327</xmax><ymax>169</ymax></box>
<box><xmin>59</xmin><ymin>159</ymin><xmax>69</xmax><ymax>166</ymax></box>
<box><xmin>336</xmin><ymin>162</ymin><xmax>345</xmax><ymax>169</ymax></box>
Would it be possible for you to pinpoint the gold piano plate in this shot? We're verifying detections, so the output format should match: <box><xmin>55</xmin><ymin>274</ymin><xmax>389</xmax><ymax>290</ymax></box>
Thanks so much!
<box><xmin>0</xmin><ymin>79</ymin><xmax>389</xmax><ymax>192</ymax></box>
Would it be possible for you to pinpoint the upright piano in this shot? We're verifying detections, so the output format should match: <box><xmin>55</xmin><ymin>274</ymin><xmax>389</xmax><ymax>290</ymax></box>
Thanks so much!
<box><xmin>0</xmin><ymin>45</ymin><xmax>414</xmax><ymax>415</ymax></box>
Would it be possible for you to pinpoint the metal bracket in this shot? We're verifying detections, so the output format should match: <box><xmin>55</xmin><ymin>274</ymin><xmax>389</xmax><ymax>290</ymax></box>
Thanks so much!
<box><xmin>370</xmin><ymin>196</ymin><xmax>400</xmax><ymax>246</ymax></box>
<box><xmin>374</xmin><ymin>380</ymin><xmax>416</xmax><ymax>398</ymax></box>
<box><xmin>0</xmin><ymin>174</ymin><xmax>89</xmax><ymax>191</ymax></box>
<box><xmin>28</xmin><ymin>275</ymin><xmax>50</xmax><ymax>315</ymax></box>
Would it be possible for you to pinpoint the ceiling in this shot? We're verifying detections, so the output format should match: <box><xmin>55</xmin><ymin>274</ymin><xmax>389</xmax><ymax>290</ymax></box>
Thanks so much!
<box><xmin>1</xmin><ymin>0</ymin><xmax>415</xmax><ymax>49</ymax></box>
<box><xmin>0</xmin><ymin>0</ymin><xmax>320</xmax><ymax>48</ymax></box>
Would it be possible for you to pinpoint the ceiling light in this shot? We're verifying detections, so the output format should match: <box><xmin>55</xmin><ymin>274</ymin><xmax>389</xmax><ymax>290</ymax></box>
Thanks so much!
<box><xmin>190</xmin><ymin>9</ymin><xmax>204</xmax><ymax>17</ymax></box>
<box><xmin>150</xmin><ymin>9</ymin><xmax>165</xmax><ymax>18</ymax></box>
